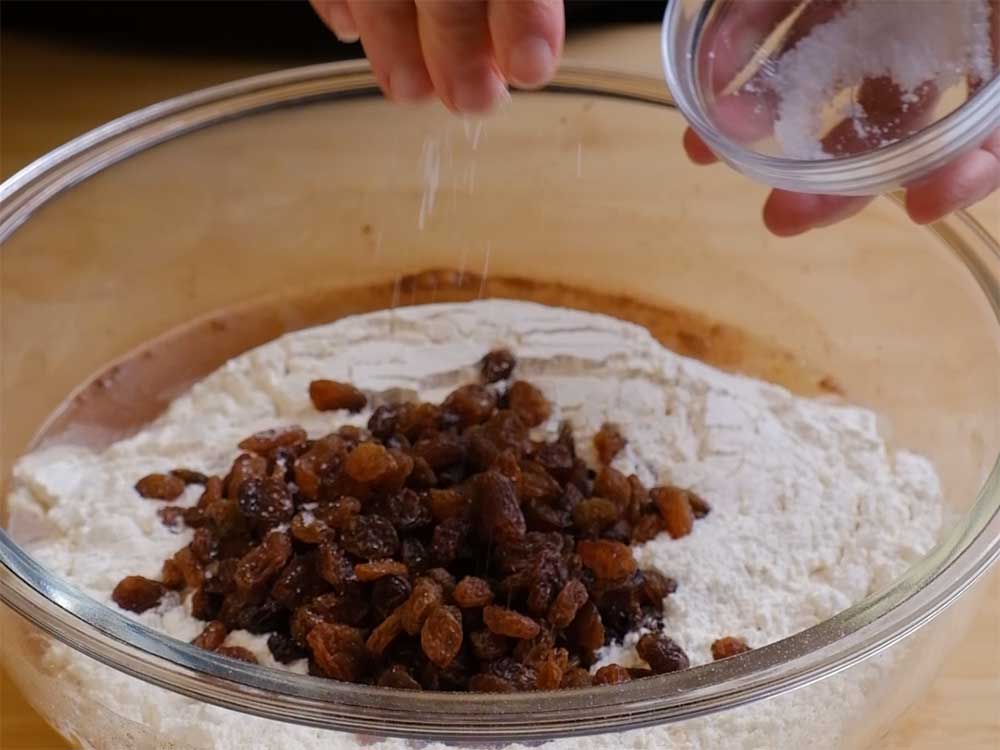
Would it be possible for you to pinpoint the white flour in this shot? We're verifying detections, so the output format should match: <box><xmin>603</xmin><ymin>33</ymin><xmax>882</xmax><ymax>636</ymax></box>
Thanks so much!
<box><xmin>762</xmin><ymin>0</ymin><xmax>994</xmax><ymax>158</ymax></box>
<box><xmin>8</xmin><ymin>300</ymin><xmax>943</xmax><ymax>750</ymax></box>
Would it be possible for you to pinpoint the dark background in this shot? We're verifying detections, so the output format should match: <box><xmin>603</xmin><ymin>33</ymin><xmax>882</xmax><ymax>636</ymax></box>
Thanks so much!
<box><xmin>2</xmin><ymin>1</ymin><xmax>668</xmax><ymax>60</ymax></box>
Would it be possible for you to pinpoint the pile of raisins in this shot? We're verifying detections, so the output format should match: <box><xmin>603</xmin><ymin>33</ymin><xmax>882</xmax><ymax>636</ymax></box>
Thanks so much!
<box><xmin>113</xmin><ymin>349</ymin><xmax>736</xmax><ymax>692</ymax></box>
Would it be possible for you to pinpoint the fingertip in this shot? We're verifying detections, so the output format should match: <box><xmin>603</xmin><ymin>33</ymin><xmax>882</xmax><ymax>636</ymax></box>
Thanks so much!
<box><xmin>388</xmin><ymin>65</ymin><xmax>435</xmax><ymax>104</ymax></box>
<box><xmin>683</xmin><ymin>128</ymin><xmax>719</xmax><ymax>165</ymax></box>
<box><xmin>508</xmin><ymin>36</ymin><xmax>557</xmax><ymax>89</ymax></box>
<box><xmin>312</xmin><ymin>0</ymin><xmax>359</xmax><ymax>43</ymax></box>
<box><xmin>904</xmin><ymin>147</ymin><xmax>1000</xmax><ymax>225</ymax></box>
<box><xmin>763</xmin><ymin>190</ymin><xmax>872</xmax><ymax>237</ymax></box>
<box><xmin>489</xmin><ymin>0</ymin><xmax>563</xmax><ymax>89</ymax></box>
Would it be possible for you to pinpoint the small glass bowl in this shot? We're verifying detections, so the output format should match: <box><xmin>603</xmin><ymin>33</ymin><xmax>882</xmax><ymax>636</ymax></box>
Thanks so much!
<box><xmin>663</xmin><ymin>0</ymin><xmax>1000</xmax><ymax>195</ymax></box>
<box><xmin>1</xmin><ymin>61</ymin><xmax>999</xmax><ymax>749</ymax></box>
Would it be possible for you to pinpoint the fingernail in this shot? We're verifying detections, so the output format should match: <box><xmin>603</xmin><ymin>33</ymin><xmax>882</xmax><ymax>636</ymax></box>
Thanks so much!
<box><xmin>334</xmin><ymin>29</ymin><xmax>360</xmax><ymax>44</ymax></box>
<box><xmin>508</xmin><ymin>37</ymin><xmax>556</xmax><ymax>89</ymax></box>
<box><xmin>323</xmin><ymin>6</ymin><xmax>359</xmax><ymax>43</ymax></box>
<box><xmin>390</xmin><ymin>66</ymin><xmax>433</xmax><ymax>103</ymax></box>
<box><xmin>453</xmin><ymin>72</ymin><xmax>508</xmax><ymax>114</ymax></box>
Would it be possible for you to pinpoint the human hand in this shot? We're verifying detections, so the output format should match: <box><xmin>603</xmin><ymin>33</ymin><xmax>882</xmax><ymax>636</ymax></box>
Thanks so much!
<box><xmin>682</xmin><ymin>0</ymin><xmax>999</xmax><ymax>236</ymax></box>
<box><xmin>309</xmin><ymin>0</ymin><xmax>564</xmax><ymax>113</ymax></box>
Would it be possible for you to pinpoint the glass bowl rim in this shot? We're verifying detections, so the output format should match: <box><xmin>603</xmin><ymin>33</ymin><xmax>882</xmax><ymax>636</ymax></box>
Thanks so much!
<box><xmin>1</xmin><ymin>59</ymin><xmax>999</xmax><ymax>742</ymax></box>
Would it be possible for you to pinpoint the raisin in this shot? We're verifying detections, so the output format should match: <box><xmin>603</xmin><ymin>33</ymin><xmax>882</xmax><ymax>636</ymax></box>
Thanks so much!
<box><xmin>431</xmin><ymin>516</ymin><xmax>471</xmax><ymax>566</ymax></box>
<box><xmin>485</xmin><ymin>657</ymin><xmax>537</xmax><ymax>691</ymax></box>
<box><xmin>134</xmin><ymin>473</ymin><xmax>185</xmax><ymax>501</ymax></box>
<box><xmin>316</xmin><ymin>542</ymin><xmax>357</xmax><ymax>592</ymax></box>
<box><xmin>711</xmin><ymin>636</ymin><xmax>751</xmax><ymax>661</ymax></box>
<box><xmin>628</xmin><ymin>667</ymin><xmax>655</xmax><ymax>680</ymax></box>
<box><xmin>480</xmin><ymin>349</ymin><xmax>516</xmax><ymax>383</ymax></box>
<box><xmin>158</xmin><ymin>506</ymin><xmax>185</xmax><ymax>531</ymax></box>
<box><xmin>602</xmin><ymin>520</ymin><xmax>632</xmax><ymax>544</ymax></box>
<box><xmin>191</xmin><ymin>588</ymin><xmax>222</xmax><ymax>620</ymax></box>
<box><xmin>112</xmin><ymin>576</ymin><xmax>165</xmax><ymax>613</ymax></box>
<box><xmin>378</xmin><ymin>664</ymin><xmax>422</xmax><ymax>690</ymax></box>
<box><xmin>639</xmin><ymin>569</ymin><xmax>676</xmax><ymax>611</ymax></box>
<box><xmin>226</xmin><ymin>596</ymin><xmax>285</xmax><ymax>634</ymax></box>
<box><xmin>307</xmin><ymin>622</ymin><xmax>368</xmax><ymax>681</ymax></box>
<box><xmin>547</xmin><ymin>579</ymin><xmax>589</xmax><ymax>629</ymax></box>
<box><xmin>171</xmin><ymin>546</ymin><xmax>205</xmax><ymax>589</ymax></box>
<box><xmin>293</xmin><ymin>436</ymin><xmax>345</xmax><ymax>500</ymax></box>
<box><xmin>524</xmin><ymin>499</ymin><xmax>572</xmax><ymax>532</ymax></box>
<box><xmin>469</xmin><ymin>630</ymin><xmax>509</xmax><ymax>661</ymax></box>
<box><xmin>593</xmin><ymin>664</ymin><xmax>631</xmax><ymax>686</ymax></box>
<box><xmin>507</xmin><ymin>381</ymin><xmax>550</xmax><ymax>427</ymax></box>
<box><xmin>577</xmin><ymin>539</ymin><xmax>637</xmax><ymax>581</ymax></box>
<box><xmin>373</xmin><ymin>575</ymin><xmax>412</xmax><ymax>621</ymax></box>
<box><xmin>474</xmin><ymin>471</ymin><xmax>526</xmax><ymax>546</ymax></box>
<box><xmin>631</xmin><ymin>513</ymin><xmax>664</xmax><ymax>544</ymax></box>
<box><xmin>689</xmin><ymin>491</ymin><xmax>712</xmax><ymax>519</ymax></box>
<box><xmin>309</xmin><ymin>380</ymin><xmax>367</xmax><ymax>413</ymax></box>
<box><xmin>397</xmin><ymin>403</ymin><xmax>442</xmax><ymax>441</ymax></box>
<box><xmin>226</xmin><ymin>453</ymin><xmax>267</xmax><ymax>500</ymax></box>
<box><xmin>533</xmin><ymin>443</ymin><xmax>574</xmax><ymax>482</ymax></box>
<box><xmin>412</xmin><ymin>433</ymin><xmax>466</xmax><ymax>470</ymax></box>
<box><xmin>469</xmin><ymin>674</ymin><xmax>515</xmax><ymax>693</ymax></box>
<box><xmin>592</xmin><ymin>423</ymin><xmax>626</xmax><ymax>464</ymax></box>
<box><xmin>594</xmin><ymin>466</ymin><xmax>631</xmax><ymax>509</ymax></box>
<box><xmin>442</xmin><ymin>384</ymin><xmax>497</xmax><ymax>427</ymax></box>
<box><xmin>290</xmin><ymin>511</ymin><xmax>331</xmax><ymax>545</ymax></box>
<box><xmin>373</xmin><ymin>489</ymin><xmax>432</xmax><ymax>533</ymax></box>
<box><xmin>191</xmin><ymin>620</ymin><xmax>228</xmax><ymax>651</ymax></box>
<box><xmin>207</xmin><ymin>499</ymin><xmax>245</xmax><ymax>538</ymax></box>
<box><xmin>355</xmin><ymin>559</ymin><xmax>408</xmax><ymax>582</ymax></box>
<box><xmin>424</xmin><ymin>568</ymin><xmax>458</xmax><ymax>599</ymax></box>
<box><xmin>268</xmin><ymin>632</ymin><xmax>308</xmax><ymax>664</ymax></box>
<box><xmin>568</xmin><ymin>601</ymin><xmax>605</xmax><ymax>653</ymax></box>
<box><xmin>367</xmin><ymin>609</ymin><xmax>404</xmax><ymax>657</ymax></box>
<box><xmin>572</xmin><ymin>498</ymin><xmax>620</xmax><ymax>536</ymax></box>
<box><xmin>453</xmin><ymin>577</ymin><xmax>494</xmax><ymax>608</ymax></box>
<box><xmin>482</xmin><ymin>606</ymin><xmax>541</xmax><ymax>639</ymax></box>
<box><xmin>215</xmin><ymin>646</ymin><xmax>258</xmax><ymax>664</ymax></box>
<box><xmin>421</xmin><ymin>605</ymin><xmax>463</xmax><ymax>668</ymax></box>
<box><xmin>161</xmin><ymin>559</ymin><xmax>185</xmax><ymax>590</ymax></box>
<box><xmin>234</xmin><ymin>531</ymin><xmax>292</xmax><ymax>594</ymax></box>
<box><xmin>238</xmin><ymin>425</ymin><xmax>308</xmax><ymax>455</ymax></box>
<box><xmin>399</xmin><ymin>538</ymin><xmax>430</xmax><ymax>574</ymax></box>
<box><xmin>314</xmin><ymin>497</ymin><xmax>362</xmax><ymax>531</ymax></box>
<box><xmin>482</xmin><ymin>411</ymin><xmax>529</xmax><ymax>454</ymax></box>
<box><xmin>190</xmin><ymin>528</ymin><xmax>218</xmax><ymax>564</ymax></box>
<box><xmin>290</xmin><ymin>593</ymin><xmax>367</xmax><ymax>645</ymax></box>
<box><xmin>426</xmin><ymin>488</ymin><xmax>468</xmax><ymax>522</ymax></box>
<box><xmin>170</xmin><ymin>468</ymin><xmax>209</xmax><ymax>485</ymax></box>
<box><xmin>400</xmin><ymin>578</ymin><xmax>444</xmax><ymax>636</ymax></box>
<box><xmin>560</xmin><ymin>667</ymin><xmax>593</xmax><ymax>689</ymax></box>
<box><xmin>271</xmin><ymin>556</ymin><xmax>327</xmax><ymax>608</ymax></box>
<box><xmin>341</xmin><ymin>516</ymin><xmax>400</xmax><ymax>560</ymax></box>
<box><xmin>343</xmin><ymin>442</ymin><xmax>395</xmax><ymax>483</ymax></box>
<box><xmin>651</xmin><ymin>487</ymin><xmax>695</xmax><ymax>539</ymax></box>
<box><xmin>407</xmin><ymin>457</ymin><xmax>437</xmax><ymax>489</ymax></box>
<box><xmin>469</xmin><ymin>674</ymin><xmax>517</xmax><ymax>693</ymax></box>
<box><xmin>518</xmin><ymin>462</ymin><xmax>562</xmax><ymax>504</ymax></box>
<box><xmin>637</xmin><ymin>633</ymin><xmax>690</xmax><ymax>673</ymax></box>
<box><xmin>536</xmin><ymin>658</ymin><xmax>564</xmax><ymax>690</ymax></box>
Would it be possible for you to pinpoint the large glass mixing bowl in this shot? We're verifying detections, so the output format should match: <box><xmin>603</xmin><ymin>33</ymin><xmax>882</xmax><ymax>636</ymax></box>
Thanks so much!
<box><xmin>1</xmin><ymin>62</ymin><xmax>998</xmax><ymax>750</ymax></box>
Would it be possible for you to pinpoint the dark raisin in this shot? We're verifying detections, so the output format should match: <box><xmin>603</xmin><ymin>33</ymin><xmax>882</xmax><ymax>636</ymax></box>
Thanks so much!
<box><xmin>560</xmin><ymin>667</ymin><xmax>593</xmax><ymax>689</ymax></box>
<box><xmin>518</xmin><ymin>462</ymin><xmax>562</xmax><ymax>504</ymax></box>
<box><xmin>469</xmin><ymin>630</ymin><xmax>509</xmax><ymax>661</ymax></box>
<box><xmin>469</xmin><ymin>674</ymin><xmax>515</xmax><ymax>693</ymax></box>
<box><xmin>374</xmin><ymin>489</ymin><xmax>432</xmax><ymax>533</ymax></box>
<box><xmin>268</xmin><ymin>632</ymin><xmax>308</xmax><ymax>664</ymax></box>
<box><xmin>523</xmin><ymin>499</ymin><xmax>572</xmax><ymax>532</ymax></box>
<box><xmin>341</xmin><ymin>516</ymin><xmax>400</xmax><ymax>560</ymax></box>
<box><xmin>192</xmin><ymin>620</ymin><xmax>228</xmax><ymax>650</ymax></box>
<box><xmin>307</xmin><ymin>622</ymin><xmax>369</xmax><ymax>681</ymax></box>
<box><xmin>568</xmin><ymin>601</ymin><xmax>605</xmax><ymax>653</ymax></box>
<box><xmin>191</xmin><ymin>588</ymin><xmax>222</xmax><ymax>620</ymax></box>
<box><xmin>135</xmin><ymin>473</ymin><xmax>185</xmax><ymax>501</ymax></box>
<box><xmin>639</xmin><ymin>569</ymin><xmax>676</xmax><ymax>611</ymax></box>
<box><xmin>158</xmin><ymin>506</ymin><xmax>185</xmax><ymax>531</ymax></box>
<box><xmin>508</xmin><ymin>381</ymin><xmax>550</xmax><ymax>427</ymax></box>
<box><xmin>480</xmin><ymin>349</ymin><xmax>516</xmax><ymax>383</ymax></box>
<box><xmin>593</xmin><ymin>423</ymin><xmax>626</xmax><ymax>464</ymax></box>
<box><xmin>532</xmin><ymin>443</ymin><xmax>574</xmax><ymax>482</ymax></box>
<box><xmin>689</xmin><ymin>491</ymin><xmax>712</xmax><ymax>519</ymax></box>
<box><xmin>711</xmin><ymin>636</ymin><xmax>750</xmax><ymax>661</ymax></box>
<box><xmin>486</xmin><ymin>657</ymin><xmax>537</xmax><ymax>691</ymax></box>
<box><xmin>373</xmin><ymin>575</ymin><xmax>413</xmax><ymax>621</ymax></box>
<box><xmin>399</xmin><ymin>537</ymin><xmax>430</xmax><ymax>574</ymax></box>
<box><xmin>226</xmin><ymin>453</ymin><xmax>267</xmax><ymax>500</ymax></box>
<box><xmin>309</xmin><ymin>380</ymin><xmax>367</xmax><ymax>412</ymax></box>
<box><xmin>431</xmin><ymin>516</ymin><xmax>471</xmax><ymax>566</ymax></box>
<box><xmin>424</xmin><ymin>568</ymin><xmax>458</xmax><ymax>600</ymax></box>
<box><xmin>112</xmin><ymin>576</ymin><xmax>165</xmax><ymax>613</ymax></box>
<box><xmin>237</xmin><ymin>477</ymin><xmax>294</xmax><ymax>530</ymax></box>
<box><xmin>190</xmin><ymin>528</ymin><xmax>217</xmax><ymax>564</ymax></box>
<box><xmin>406</xmin><ymin>457</ymin><xmax>437</xmax><ymax>489</ymax></box>
<box><xmin>271</xmin><ymin>556</ymin><xmax>327</xmax><ymax>608</ymax></box>
<box><xmin>412</xmin><ymin>433</ymin><xmax>466</xmax><ymax>471</ymax></box>
<box><xmin>637</xmin><ymin>632</ymin><xmax>690</xmax><ymax>673</ymax></box>
<box><xmin>234</xmin><ymin>531</ymin><xmax>293</xmax><ymax>594</ymax></box>
<box><xmin>378</xmin><ymin>664</ymin><xmax>422</xmax><ymax>690</ymax></box>
<box><xmin>316</xmin><ymin>542</ymin><xmax>357</xmax><ymax>592</ymax></box>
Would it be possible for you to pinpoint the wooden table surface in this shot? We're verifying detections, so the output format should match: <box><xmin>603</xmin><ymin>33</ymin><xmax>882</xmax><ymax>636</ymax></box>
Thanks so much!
<box><xmin>1</xmin><ymin>24</ymin><xmax>997</xmax><ymax>750</ymax></box>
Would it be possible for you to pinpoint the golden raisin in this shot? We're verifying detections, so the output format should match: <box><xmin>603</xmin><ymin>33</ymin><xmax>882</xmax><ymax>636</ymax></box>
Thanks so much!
<box><xmin>421</xmin><ymin>605</ymin><xmax>463</xmax><ymax>668</ymax></box>
<box><xmin>134</xmin><ymin>473</ymin><xmax>185</xmax><ymax>501</ymax></box>
<box><xmin>215</xmin><ymin>646</ymin><xmax>258</xmax><ymax>664</ymax></box>
<box><xmin>482</xmin><ymin>605</ymin><xmax>541</xmax><ymax>639</ymax></box>
<box><xmin>111</xmin><ymin>576</ymin><xmax>166</xmax><ymax>613</ymax></box>
<box><xmin>592</xmin><ymin>664</ymin><xmax>631</xmax><ymax>686</ymax></box>
<box><xmin>309</xmin><ymin>380</ymin><xmax>368</xmax><ymax>412</ymax></box>
<box><xmin>576</xmin><ymin>539</ymin><xmax>637</xmax><ymax>580</ymax></box>
<box><xmin>711</xmin><ymin>636</ymin><xmax>751</xmax><ymax>661</ymax></box>
<box><xmin>343</xmin><ymin>442</ymin><xmax>395</xmax><ymax>483</ymax></box>
<box><xmin>651</xmin><ymin>486</ymin><xmax>695</xmax><ymax>539</ymax></box>
<box><xmin>191</xmin><ymin>621</ymin><xmax>228</xmax><ymax>651</ymax></box>
<box><xmin>593</xmin><ymin>423</ymin><xmax>627</xmax><ymax>464</ymax></box>
<box><xmin>355</xmin><ymin>559</ymin><xmax>408</xmax><ymax>582</ymax></box>
<box><xmin>508</xmin><ymin>381</ymin><xmax>551</xmax><ymax>427</ymax></box>
<box><xmin>453</xmin><ymin>576</ymin><xmax>494</xmax><ymax>608</ymax></box>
